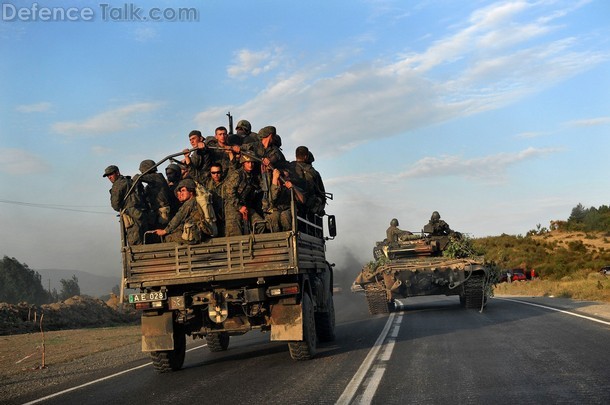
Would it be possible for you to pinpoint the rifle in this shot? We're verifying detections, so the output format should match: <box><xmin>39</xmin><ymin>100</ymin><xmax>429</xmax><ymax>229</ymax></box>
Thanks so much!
<box><xmin>226</xmin><ymin>111</ymin><xmax>234</xmax><ymax>136</ymax></box>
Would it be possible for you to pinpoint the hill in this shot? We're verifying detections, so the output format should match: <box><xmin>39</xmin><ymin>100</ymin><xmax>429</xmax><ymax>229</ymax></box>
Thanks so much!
<box><xmin>35</xmin><ymin>268</ymin><xmax>120</xmax><ymax>298</ymax></box>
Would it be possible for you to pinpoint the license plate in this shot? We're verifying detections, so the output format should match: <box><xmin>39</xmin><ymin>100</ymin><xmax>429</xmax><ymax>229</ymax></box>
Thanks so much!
<box><xmin>129</xmin><ymin>291</ymin><xmax>167</xmax><ymax>303</ymax></box>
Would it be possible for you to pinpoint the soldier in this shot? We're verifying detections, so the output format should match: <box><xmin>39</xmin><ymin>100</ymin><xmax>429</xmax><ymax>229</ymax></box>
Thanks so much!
<box><xmin>183</xmin><ymin>130</ymin><xmax>209</xmax><ymax>184</ymax></box>
<box><xmin>103</xmin><ymin>165</ymin><xmax>148</xmax><ymax>245</ymax></box>
<box><xmin>205</xmin><ymin>163</ymin><xmax>226</xmax><ymax>236</ymax></box>
<box><xmin>266</xmin><ymin>168</ymin><xmax>295</xmax><ymax>232</ymax></box>
<box><xmin>152</xmin><ymin>179</ymin><xmax>207</xmax><ymax>244</ymax></box>
<box><xmin>241</xmin><ymin>126</ymin><xmax>287</xmax><ymax>170</ymax></box>
<box><xmin>223</xmin><ymin>154</ymin><xmax>265</xmax><ymax>236</ymax></box>
<box><xmin>137</xmin><ymin>159</ymin><xmax>174</xmax><ymax>227</ymax></box>
<box><xmin>203</xmin><ymin>126</ymin><xmax>239</xmax><ymax>175</ymax></box>
<box><xmin>228</xmin><ymin>119</ymin><xmax>258</xmax><ymax>145</ymax></box>
<box><xmin>386</xmin><ymin>218</ymin><xmax>412</xmax><ymax>244</ymax></box>
<box><xmin>426</xmin><ymin>211</ymin><xmax>453</xmax><ymax>236</ymax></box>
<box><xmin>290</xmin><ymin>145</ymin><xmax>326</xmax><ymax>216</ymax></box>
<box><xmin>165</xmin><ymin>163</ymin><xmax>182</xmax><ymax>193</ymax></box>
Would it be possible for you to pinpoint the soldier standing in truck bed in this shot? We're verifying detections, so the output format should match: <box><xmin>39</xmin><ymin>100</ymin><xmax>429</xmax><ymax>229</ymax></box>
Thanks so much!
<box><xmin>290</xmin><ymin>145</ymin><xmax>326</xmax><ymax>216</ymax></box>
<box><xmin>103</xmin><ymin>165</ymin><xmax>149</xmax><ymax>245</ymax></box>
<box><xmin>183</xmin><ymin>130</ymin><xmax>209</xmax><ymax>184</ymax></box>
<box><xmin>137</xmin><ymin>159</ymin><xmax>174</xmax><ymax>227</ymax></box>
<box><xmin>204</xmin><ymin>163</ymin><xmax>226</xmax><ymax>236</ymax></box>
<box><xmin>223</xmin><ymin>154</ymin><xmax>265</xmax><ymax>236</ymax></box>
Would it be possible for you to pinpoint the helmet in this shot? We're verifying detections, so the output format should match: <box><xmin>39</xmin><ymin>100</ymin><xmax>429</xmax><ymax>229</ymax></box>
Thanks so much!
<box><xmin>240</xmin><ymin>154</ymin><xmax>255</xmax><ymax>163</ymax></box>
<box><xmin>257</xmin><ymin>126</ymin><xmax>277</xmax><ymax>139</ymax></box>
<box><xmin>390</xmin><ymin>218</ymin><xmax>399</xmax><ymax>227</ymax></box>
<box><xmin>431</xmin><ymin>211</ymin><xmax>441</xmax><ymax>221</ymax></box>
<box><xmin>236</xmin><ymin>120</ymin><xmax>252</xmax><ymax>132</ymax></box>
<box><xmin>139</xmin><ymin>159</ymin><xmax>156</xmax><ymax>173</ymax></box>
<box><xmin>165</xmin><ymin>163</ymin><xmax>181</xmax><ymax>174</ymax></box>
<box><xmin>176</xmin><ymin>178</ymin><xmax>196</xmax><ymax>191</ymax></box>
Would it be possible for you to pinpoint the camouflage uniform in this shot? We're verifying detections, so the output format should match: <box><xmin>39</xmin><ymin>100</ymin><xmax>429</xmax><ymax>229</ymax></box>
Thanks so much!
<box><xmin>202</xmin><ymin>138</ymin><xmax>239</xmax><ymax>176</ymax></box>
<box><xmin>267</xmin><ymin>182</ymin><xmax>292</xmax><ymax>232</ymax></box>
<box><xmin>163</xmin><ymin>197</ymin><xmax>205</xmax><ymax>244</ymax></box>
<box><xmin>290</xmin><ymin>161</ymin><xmax>325</xmax><ymax>215</ymax></box>
<box><xmin>204</xmin><ymin>175</ymin><xmax>226</xmax><ymax>236</ymax></box>
<box><xmin>223</xmin><ymin>165</ymin><xmax>264</xmax><ymax>236</ymax></box>
<box><xmin>106</xmin><ymin>169</ymin><xmax>149</xmax><ymax>246</ymax></box>
<box><xmin>187</xmin><ymin>148</ymin><xmax>211</xmax><ymax>185</ymax></box>
<box><xmin>137</xmin><ymin>160</ymin><xmax>174</xmax><ymax>228</ymax></box>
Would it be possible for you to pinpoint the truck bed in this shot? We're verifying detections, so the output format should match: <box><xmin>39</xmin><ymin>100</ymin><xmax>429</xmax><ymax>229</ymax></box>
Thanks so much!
<box><xmin>123</xmin><ymin>230</ymin><xmax>327</xmax><ymax>288</ymax></box>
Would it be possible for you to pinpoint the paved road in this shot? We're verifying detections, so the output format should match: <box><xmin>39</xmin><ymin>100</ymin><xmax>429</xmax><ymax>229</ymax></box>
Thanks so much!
<box><xmin>17</xmin><ymin>294</ymin><xmax>610</xmax><ymax>404</ymax></box>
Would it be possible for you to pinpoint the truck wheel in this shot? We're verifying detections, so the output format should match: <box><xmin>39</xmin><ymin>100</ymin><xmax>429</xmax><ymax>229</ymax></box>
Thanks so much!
<box><xmin>150</xmin><ymin>328</ymin><xmax>186</xmax><ymax>373</ymax></box>
<box><xmin>206</xmin><ymin>332</ymin><xmax>229</xmax><ymax>352</ymax></box>
<box><xmin>288</xmin><ymin>293</ymin><xmax>317</xmax><ymax>360</ymax></box>
<box><xmin>315</xmin><ymin>295</ymin><xmax>335</xmax><ymax>342</ymax></box>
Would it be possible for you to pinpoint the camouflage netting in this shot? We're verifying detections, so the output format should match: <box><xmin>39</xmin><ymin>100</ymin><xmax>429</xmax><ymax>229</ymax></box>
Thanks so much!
<box><xmin>0</xmin><ymin>295</ymin><xmax>140</xmax><ymax>336</ymax></box>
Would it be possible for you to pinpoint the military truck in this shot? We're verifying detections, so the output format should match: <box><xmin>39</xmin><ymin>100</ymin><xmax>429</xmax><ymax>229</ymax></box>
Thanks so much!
<box><xmin>119</xmin><ymin>154</ymin><xmax>337</xmax><ymax>373</ymax></box>
<box><xmin>354</xmin><ymin>219</ymin><xmax>497</xmax><ymax>315</ymax></box>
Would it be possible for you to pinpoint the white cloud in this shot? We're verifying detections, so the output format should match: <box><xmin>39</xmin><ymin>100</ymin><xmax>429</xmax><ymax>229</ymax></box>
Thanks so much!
<box><xmin>397</xmin><ymin>147</ymin><xmax>561</xmax><ymax>180</ymax></box>
<box><xmin>91</xmin><ymin>145</ymin><xmax>113</xmax><ymax>155</ymax></box>
<box><xmin>227</xmin><ymin>47</ymin><xmax>282</xmax><ymax>79</ymax></box>
<box><xmin>565</xmin><ymin>117</ymin><xmax>610</xmax><ymax>127</ymax></box>
<box><xmin>51</xmin><ymin>102</ymin><xmax>163</xmax><ymax>136</ymax></box>
<box><xmin>515</xmin><ymin>131</ymin><xmax>549</xmax><ymax>139</ymax></box>
<box><xmin>15</xmin><ymin>102</ymin><xmax>52</xmax><ymax>113</ymax></box>
<box><xmin>133</xmin><ymin>27</ymin><xmax>158</xmax><ymax>42</ymax></box>
<box><xmin>196</xmin><ymin>1</ymin><xmax>606</xmax><ymax>157</ymax></box>
<box><xmin>0</xmin><ymin>148</ymin><xmax>51</xmax><ymax>175</ymax></box>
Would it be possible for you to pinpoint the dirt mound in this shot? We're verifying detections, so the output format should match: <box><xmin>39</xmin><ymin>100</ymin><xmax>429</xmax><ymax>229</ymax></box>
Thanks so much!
<box><xmin>0</xmin><ymin>295</ymin><xmax>139</xmax><ymax>336</ymax></box>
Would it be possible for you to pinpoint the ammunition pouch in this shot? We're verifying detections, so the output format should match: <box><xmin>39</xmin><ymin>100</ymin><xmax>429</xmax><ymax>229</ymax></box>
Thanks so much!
<box><xmin>181</xmin><ymin>221</ymin><xmax>202</xmax><ymax>243</ymax></box>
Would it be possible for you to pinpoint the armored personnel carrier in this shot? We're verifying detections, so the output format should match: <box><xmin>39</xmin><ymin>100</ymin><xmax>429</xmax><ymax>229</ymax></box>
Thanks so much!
<box><xmin>354</xmin><ymin>216</ymin><xmax>498</xmax><ymax>314</ymax></box>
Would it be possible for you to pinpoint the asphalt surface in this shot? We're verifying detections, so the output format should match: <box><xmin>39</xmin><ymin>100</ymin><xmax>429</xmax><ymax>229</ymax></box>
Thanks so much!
<box><xmin>13</xmin><ymin>293</ymin><xmax>610</xmax><ymax>405</ymax></box>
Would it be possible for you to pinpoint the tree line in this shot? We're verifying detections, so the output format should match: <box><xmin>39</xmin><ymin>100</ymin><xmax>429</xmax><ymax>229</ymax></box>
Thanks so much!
<box><xmin>474</xmin><ymin>203</ymin><xmax>610</xmax><ymax>279</ymax></box>
<box><xmin>0</xmin><ymin>256</ymin><xmax>81</xmax><ymax>305</ymax></box>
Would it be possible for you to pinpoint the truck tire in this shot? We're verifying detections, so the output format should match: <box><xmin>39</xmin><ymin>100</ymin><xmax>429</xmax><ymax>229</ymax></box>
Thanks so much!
<box><xmin>288</xmin><ymin>293</ymin><xmax>317</xmax><ymax>360</ymax></box>
<box><xmin>150</xmin><ymin>328</ymin><xmax>186</xmax><ymax>373</ymax></box>
<box><xmin>206</xmin><ymin>332</ymin><xmax>229</xmax><ymax>352</ymax></box>
<box><xmin>315</xmin><ymin>295</ymin><xmax>335</xmax><ymax>342</ymax></box>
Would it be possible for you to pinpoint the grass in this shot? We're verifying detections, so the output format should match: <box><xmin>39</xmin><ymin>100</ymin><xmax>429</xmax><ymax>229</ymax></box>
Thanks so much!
<box><xmin>494</xmin><ymin>272</ymin><xmax>610</xmax><ymax>302</ymax></box>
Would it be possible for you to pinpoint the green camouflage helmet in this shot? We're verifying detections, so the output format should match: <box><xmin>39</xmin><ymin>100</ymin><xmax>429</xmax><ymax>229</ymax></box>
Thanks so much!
<box><xmin>139</xmin><ymin>159</ymin><xmax>157</xmax><ymax>173</ymax></box>
<box><xmin>431</xmin><ymin>211</ymin><xmax>441</xmax><ymax>221</ymax></box>
<box><xmin>257</xmin><ymin>126</ymin><xmax>277</xmax><ymax>139</ymax></box>
<box><xmin>390</xmin><ymin>218</ymin><xmax>399</xmax><ymax>227</ymax></box>
<box><xmin>236</xmin><ymin>120</ymin><xmax>251</xmax><ymax>132</ymax></box>
<box><xmin>166</xmin><ymin>163</ymin><xmax>181</xmax><ymax>173</ymax></box>
<box><xmin>176</xmin><ymin>178</ymin><xmax>196</xmax><ymax>191</ymax></box>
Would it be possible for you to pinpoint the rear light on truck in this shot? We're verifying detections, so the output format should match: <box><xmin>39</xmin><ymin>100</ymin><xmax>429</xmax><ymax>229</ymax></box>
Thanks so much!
<box><xmin>269</xmin><ymin>285</ymin><xmax>299</xmax><ymax>296</ymax></box>
<box><xmin>134</xmin><ymin>302</ymin><xmax>151</xmax><ymax>310</ymax></box>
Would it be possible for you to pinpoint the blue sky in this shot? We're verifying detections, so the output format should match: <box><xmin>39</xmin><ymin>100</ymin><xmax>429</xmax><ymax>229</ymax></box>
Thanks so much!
<box><xmin>1</xmin><ymin>0</ymin><xmax>609</xmax><ymax>277</ymax></box>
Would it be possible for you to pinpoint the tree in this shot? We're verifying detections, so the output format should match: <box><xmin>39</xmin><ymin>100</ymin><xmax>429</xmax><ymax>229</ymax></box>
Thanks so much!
<box><xmin>0</xmin><ymin>256</ymin><xmax>51</xmax><ymax>304</ymax></box>
<box><xmin>568</xmin><ymin>203</ymin><xmax>587</xmax><ymax>223</ymax></box>
<box><xmin>59</xmin><ymin>275</ymin><xmax>81</xmax><ymax>300</ymax></box>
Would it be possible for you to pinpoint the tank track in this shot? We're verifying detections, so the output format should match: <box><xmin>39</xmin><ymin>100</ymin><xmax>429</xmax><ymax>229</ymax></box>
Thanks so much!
<box><xmin>364</xmin><ymin>284</ymin><xmax>391</xmax><ymax>315</ymax></box>
<box><xmin>463</xmin><ymin>273</ymin><xmax>486</xmax><ymax>309</ymax></box>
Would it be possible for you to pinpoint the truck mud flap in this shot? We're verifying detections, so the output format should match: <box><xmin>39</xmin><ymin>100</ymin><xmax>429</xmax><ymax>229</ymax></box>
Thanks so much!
<box><xmin>270</xmin><ymin>303</ymin><xmax>303</xmax><ymax>341</ymax></box>
<box><xmin>141</xmin><ymin>312</ymin><xmax>174</xmax><ymax>352</ymax></box>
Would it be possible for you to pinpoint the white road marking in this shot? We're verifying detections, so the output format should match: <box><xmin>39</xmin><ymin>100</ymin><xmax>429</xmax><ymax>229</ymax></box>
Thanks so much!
<box><xmin>359</xmin><ymin>367</ymin><xmax>386</xmax><ymax>404</ymax></box>
<box><xmin>496</xmin><ymin>297</ymin><xmax>610</xmax><ymax>326</ymax></box>
<box><xmin>337</xmin><ymin>312</ymin><xmax>402</xmax><ymax>405</ymax></box>
<box><xmin>22</xmin><ymin>344</ymin><xmax>208</xmax><ymax>405</ymax></box>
